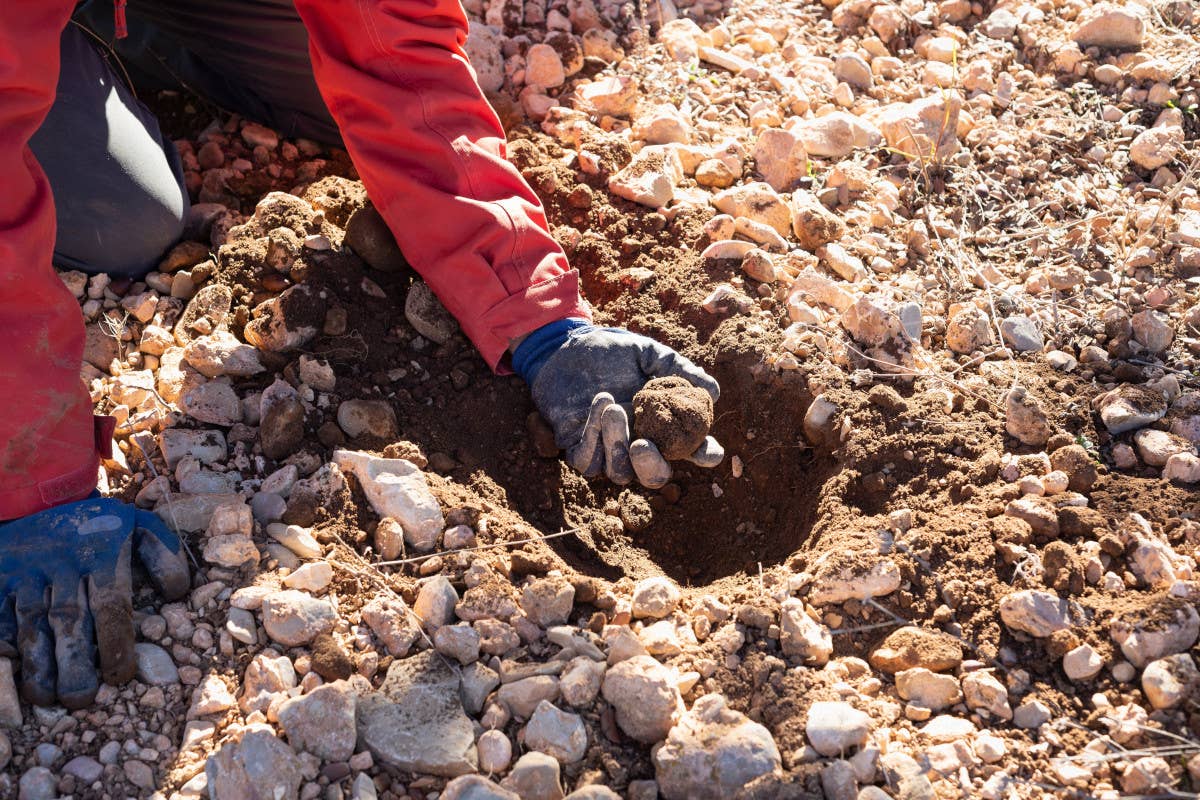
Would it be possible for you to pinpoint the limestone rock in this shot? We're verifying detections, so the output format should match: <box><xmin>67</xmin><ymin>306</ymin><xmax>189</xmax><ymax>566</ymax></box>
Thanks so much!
<box><xmin>790</xmin><ymin>192</ymin><xmax>845</xmax><ymax>252</ymax></box>
<box><xmin>1072</xmin><ymin>4</ymin><xmax>1145</xmax><ymax>50</ymax></box>
<box><xmin>1111</xmin><ymin>603</ymin><xmax>1200</xmax><ymax>667</ymax></box>
<box><xmin>1005</xmin><ymin>387</ymin><xmax>1052</xmax><ymax>446</ymax></box>
<box><xmin>206</xmin><ymin>728</ymin><xmax>302</xmax><ymax>800</ymax></box>
<box><xmin>278</xmin><ymin>681</ymin><xmax>357</xmax><ymax>761</ymax></box>
<box><xmin>524</xmin><ymin>701</ymin><xmax>587</xmax><ymax>763</ymax></box>
<box><xmin>608</xmin><ymin>147</ymin><xmax>682</xmax><ymax>207</ymax></box>
<box><xmin>333</xmin><ymin>450</ymin><xmax>444</xmax><ymax>551</ymax></box>
<box><xmin>357</xmin><ymin>651</ymin><xmax>478</xmax><ymax>776</ymax></box>
<box><xmin>779</xmin><ymin>598</ymin><xmax>832</xmax><ymax>666</ymax></box>
<box><xmin>653</xmin><ymin>694</ymin><xmax>782</xmax><ymax>800</ymax></box>
<box><xmin>869</xmin><ymin>627</ymin><xmax>962</xmax><ymax>673</ymax></box>
<box><xmin>261</xmin><ymin>590</ymin><xmax>337</xmax><ymax>647</ymax></box>
<box><xmin>999</xmin><ymin>590</ymin><xmax>1072</xmax><ymax>637</ymax></box>
<box><xmin>1096</xmin><ymin>385</ymin><xmax>1167</xmax><ymax>434</ymax></box>
<box><xmin>405</xmin><ymin>281</ymin><xmax>460</xmax><ymax>344</ymax></box>
<box><xmin>805</xmin><ymin>701</ymin><xmax>870</xmax><ymax>757</ymax></box>
<box><xmin>1141</xmin><ymin>654</ymin><xmax>1200</xmax><ymax>709</ymax></box>
<box><xmin>601</xmin><ymin>655</ymin><xmax>684</xmax><ymax>743</ymax></box>
<box><xmin>793</xmin><ymin>112</ymin><xmax>882</xmax><ymax>159</ymax></box>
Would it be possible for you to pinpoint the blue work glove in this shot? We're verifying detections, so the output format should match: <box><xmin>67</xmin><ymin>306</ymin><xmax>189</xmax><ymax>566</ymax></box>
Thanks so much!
<box><xmin>514</xmin><ymin>319</ymin><xmax>723</xmax><ymax>488</ymax></box>
<box><xmin>0</xmin><ymin>498</ymin><xmax>189</xmax><ymax>709</ymax></box>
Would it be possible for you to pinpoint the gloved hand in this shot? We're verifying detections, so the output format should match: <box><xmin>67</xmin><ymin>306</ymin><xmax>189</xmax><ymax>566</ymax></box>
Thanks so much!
<box><xmin>513</xmin><ymin>318</ymin><xmax>723</xmax><ymax>488</ymax></box>
<box><xmin>0</xmin><ymin>497</ymin><xmax>189</xmax><ymax>709</ymax></box>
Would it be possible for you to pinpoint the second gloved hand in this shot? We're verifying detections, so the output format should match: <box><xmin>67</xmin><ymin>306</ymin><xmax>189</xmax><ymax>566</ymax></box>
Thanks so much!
<box><xmin>513</xmin><ymin>319</ymin><xmax>723</xmax><ymax>488</ymax></box>
<box><xmin>0</xmin><ymin>498</ymin><xmax>190</xmax><ymax>709</ymax></box>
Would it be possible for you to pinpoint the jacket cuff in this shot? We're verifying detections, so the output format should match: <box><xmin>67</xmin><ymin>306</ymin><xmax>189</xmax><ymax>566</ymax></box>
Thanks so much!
<box><xmin>473</xmin><ymin>269</ymin><xmax>593</xmax><ymax>374</ymax></box>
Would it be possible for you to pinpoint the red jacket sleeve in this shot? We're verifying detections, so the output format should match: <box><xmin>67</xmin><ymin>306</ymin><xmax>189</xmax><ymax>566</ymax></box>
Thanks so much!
<box><xmin>0</xmin><ymin>1</ymin><xmax>103</xmax><ymax>520</ymax></box>
<box><xmin>292</xmin><ymin>0</ymin><xmax>591</xmax><ymax>371</ymax></box>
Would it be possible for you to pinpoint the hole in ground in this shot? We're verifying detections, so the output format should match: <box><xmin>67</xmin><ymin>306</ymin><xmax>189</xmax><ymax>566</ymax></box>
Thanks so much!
<box><xmin>527</xmin><ymin>362</ymin><xmax>838</xmax><ymax>586</ymax></box>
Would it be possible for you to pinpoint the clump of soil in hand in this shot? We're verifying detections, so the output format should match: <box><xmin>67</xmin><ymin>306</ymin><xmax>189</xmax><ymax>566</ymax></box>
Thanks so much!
<box><xmin>633</xmin><ymin>376</ymin><xmax>713</xmax><ymax>460</ymax></box>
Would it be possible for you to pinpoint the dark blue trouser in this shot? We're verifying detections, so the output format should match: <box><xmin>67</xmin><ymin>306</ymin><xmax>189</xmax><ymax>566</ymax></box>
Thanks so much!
<box><xmin>32</xmin><ymin>1</ymin><xmax>335</xmax><ymax>276</ymax></box>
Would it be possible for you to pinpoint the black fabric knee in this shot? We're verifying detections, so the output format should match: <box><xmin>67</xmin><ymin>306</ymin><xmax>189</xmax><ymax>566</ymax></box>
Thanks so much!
<box><xmin>30</xmin><ymin>23</ymin><xmax>188</xmax><ymax>278</ymax></box>
<box><xmin>72</xmin><ymin>0</ymin><xmax>340</xmax><ymax>145</ymax></box>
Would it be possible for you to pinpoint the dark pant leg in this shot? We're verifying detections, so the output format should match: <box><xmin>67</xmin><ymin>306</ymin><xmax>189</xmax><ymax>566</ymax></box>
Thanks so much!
<box><xmin>73</xmin><ymin>0</ymin><xmax>340</xmax><ymax>144</ymax></box>
<box><xmin>29</xmin><ymin>23</ymin><xmax>188</xmax><ymax>277</ymax></box>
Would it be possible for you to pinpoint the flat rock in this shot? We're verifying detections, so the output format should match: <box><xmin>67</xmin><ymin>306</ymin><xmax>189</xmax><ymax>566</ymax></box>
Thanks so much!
<box><xmin>357</xmin><ymin>651</ymin><xmax>478</xmax><ymax>777</ymax></box>
<box><xmin>206</xmin><ymin>728</ymin><xmax>303</xmax><ymax>800</ymax></box>
<box><xmin>1072</xmin><ymin>3</ymin><xmax>1145</xmax><ymax>49</ymax></box>
<box><xmin>1096</xmin><ymin>385</ymin><xmax>1167</xmax><ymax>434</ymax></box>
<box><xmin>524</xmin><ymin>700</ymin><xmax>588</xmax><ymax>763</ymax></box>
<box><xmin>999</xmin><ymin>590</ymin><xmax>1072</xmax><ymax>637</ymax></box>
<box><xmin>405</xmin><ymin>281</ymin><xmax>460</xmax><ymax>344</ymax></box>
<box><xmin>261</xmin><ymin>590</ymin><xmax>337</xmax><ymax>647</ymax></box>
<box><xmin>869</xmin><ymin>627</ymin><xmax>962</xmax><ymax>673</ymax></box>
<box><xmin>333</xmin><ymin>450</ymin><xmax>444</xmax><ymax>551</ymax></box>
<box><xmin>278</xmin><ymin>681</ymin><xmax>357</xmax><ymax>761</ymax></box>
<box><xmin>1111</xmin><ymin>602</ymin><xmax>1200</xmax><ymax>667</ymax></box>
<box><xmin>134</xmin><ymin>643</ymin><xmax>179</xmax><ymax>686</ymax></box>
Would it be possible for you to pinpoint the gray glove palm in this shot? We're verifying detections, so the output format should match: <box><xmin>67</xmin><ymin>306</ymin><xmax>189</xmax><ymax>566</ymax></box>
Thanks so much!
<box><xmin>514</xmin><ymin>320</ymin><xmax>723</xmax><ymax>488</ymax></box>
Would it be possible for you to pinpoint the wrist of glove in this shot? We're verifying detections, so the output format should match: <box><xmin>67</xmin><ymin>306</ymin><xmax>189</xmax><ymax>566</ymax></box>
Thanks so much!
<box><xmin>0</xmin><ymin>498</ymin><xmax>189</xmax><ymax>708</ymax></box>
<box><xmin>514</xmin><ymin>318</ymin><xmax>723</xmax><ymax>488</ymax></box>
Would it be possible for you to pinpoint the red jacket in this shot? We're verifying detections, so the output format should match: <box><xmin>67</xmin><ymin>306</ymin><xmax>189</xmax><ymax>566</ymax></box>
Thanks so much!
<box><xmin>0</xmin><ymin>0</ymin><xmax>590</xmax><ymax>520</ymax></box>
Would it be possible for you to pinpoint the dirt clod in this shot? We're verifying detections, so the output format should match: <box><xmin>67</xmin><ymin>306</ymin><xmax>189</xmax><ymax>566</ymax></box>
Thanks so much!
<box><xmin>632</xmin><ymin>376</ymin><xmax>714</xmax><ymax>460</ymax></box>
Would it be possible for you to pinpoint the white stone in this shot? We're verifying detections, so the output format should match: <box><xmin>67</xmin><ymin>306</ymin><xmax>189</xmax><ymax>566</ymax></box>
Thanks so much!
<box><xmin>601</xmin><ymin>655</ymin><xmax>684</xmax><ymax>743</ymax></box>
<box><xmin>1013</xmin><ymin>698</ymin><xmax>1052</xmax><ymax>729</ymax></box>
<box><xmin>1072</xmin><ymin>4</ymin><xmax>1146</xmax><ymax>50</ymax></box>
<box><xmin>999</xmin><ymin>590</ymin><xmax>1072</xmax><ymax>637</ymax></box>
<box><xmin>957</xmin><ymin>672</ymin><xmax>1009</xmax><ymax>723</ymax></box>
<box><xmin>277</xmin><ymin>681</ymin><xmax>357</xmax><ymax>761</ymax></box>
<box><xmin>711</xmin><ymin>182</ymin><xmax>791</xmax><ymax>237</ymax></box>
<box><xmin>631</xmin><ymin>576</ymin><xmax>681</xmax><ymax>619</ymax></box>
<box><xmin>478</xmin><ymin>730</ymin><xmax>513</xmax><ymax>774</ymax></box>
<box><xmin>282</xmin><ymin>561</ymin><xmax>333</xmax><ymax>593</ymax></box>
<box><xmin>810</xmin><ymin>556</ymin><xmax>901</xmax><ymax>605</ymax></box>
<box><xmin>873</xmin><ymin>93</ymin><xmax>962</xmax><ymax>160</ymax></box>
<box><xmin>1141</xmin><ymin>654</ymin><xmax>1200</xmax><ymax>709</ymax></box>
<box><xmin>608</xmin><ymin>147</ymin><xmax>683</xmax><ymax>207</ymax></box>
<box><xmin>265</xmin><ymin>522</ymin><xmax>323</xmax><ymax>558</ymax></box>
<box><xmin>414</xmin><ymin>575</ymin><xmax>460</xmax><ymax>629</ymax></box>
<box><xmin>793</xmin><ymin>112</ymin><xmax>882</xmax><ymax>159</ymax></box>
<box><xmin>1130</xmin><ymin>126</ymin><xmax>1184</xmax><ymax>171</ymax></box>
<box><xmin>779</xmin><ymin>599</ymin><xmax>832</xmax><ymax>666</ymax></box>
<box><xmin>1063</xmin><ymin>644</ymin><xmax>1104</xmax><ymax>681</ymax></box>
<box><xmin>333</xmin><ymin>450</ymin><xmax>444</xmax><ymax>551</ymax></box>
<box><xmin>654</xmin><ymin>694</ymin><xmax>782</xmax><ymax>800</ymax></box>
<box><xmin>560</xmin><ymin>656</ymin><xmax>605</xmax><ymax>707</ymax></box>
<box><xmin>183</xmin><ymin>330</ymin><xmax>264</xmax><ymax>378</ymax></box>
<box><xmin>524</xmin><ymin>701</ymin><xmax>587</xmax><ymax>763</ymax></box>
<box><xmin>806</xmin><ymin>702</ymin><xmax>870</xmax><ymax>757</ymax></box>
<box><xmin>895</xmin><ymin>668</ymin><xmax>962</xmax><ymax>712</ymax></box>
<box><xmin>753</xmin><ymin>128</ymin><xmax>808</xmax><ymax>192</ymax></box>
<box><xmin>1111</xmin><ymin>604</ymin><xmax>1200</xmax><ymax>667</ymax></box>
<box><xmin>261</xmin><ymin>590</ymin><xmax>337</xmax><ymax>646</ymax></box>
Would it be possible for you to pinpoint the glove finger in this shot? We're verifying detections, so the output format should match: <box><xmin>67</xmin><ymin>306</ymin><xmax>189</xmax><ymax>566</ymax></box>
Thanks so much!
<box><xmin>686</xmin><ymin>436</ymin><xmax>726</xmax><ymax>469</ymax></box>
<box><xmin>48</xmin><ymin>569</ymin><xmax>97</xmax><ymax>710</ymax></box>
<box><xmin>629</xmin><ymin>439</ymin><xmax>672</xmax><ymax>489</ymax></box>
<box><xmin>134</xmin><ymin>510</ymin><xmax>191</xmax><ymax>601</ymax></box>
<box><xmin>566</xmin><ymin>393</ymin><xmax>613</xmax><ymax>477</ymax></box>
<box><xmin>86</xmin><ymin>538</ymin><xmax>136</xmax><ymax>688</ymax></box>
<box><xmin>600</xmin><ymin>404</ymin><xmax>634</xmax><ymax>486</ymax></box>
<box><xmin>15</xmin><ymin>577</ymin><xmax>56</xmax><ymax>707</ymax></box>
<box><xmin>638</xmin><ymin>341</ymin><xmax>720</xmax><ymax>403</ymax></box>
<box><xmin>0</xmin><ymin>590</ymin><xmax>17</xmax><ymax>660</ymax></box>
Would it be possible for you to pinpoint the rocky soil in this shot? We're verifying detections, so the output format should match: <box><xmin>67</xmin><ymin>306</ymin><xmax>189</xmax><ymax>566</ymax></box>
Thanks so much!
<box><xmin>8</xmin><ymin>0</ymin><xmax>1200</xmax><ymax>797</ymax></box>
